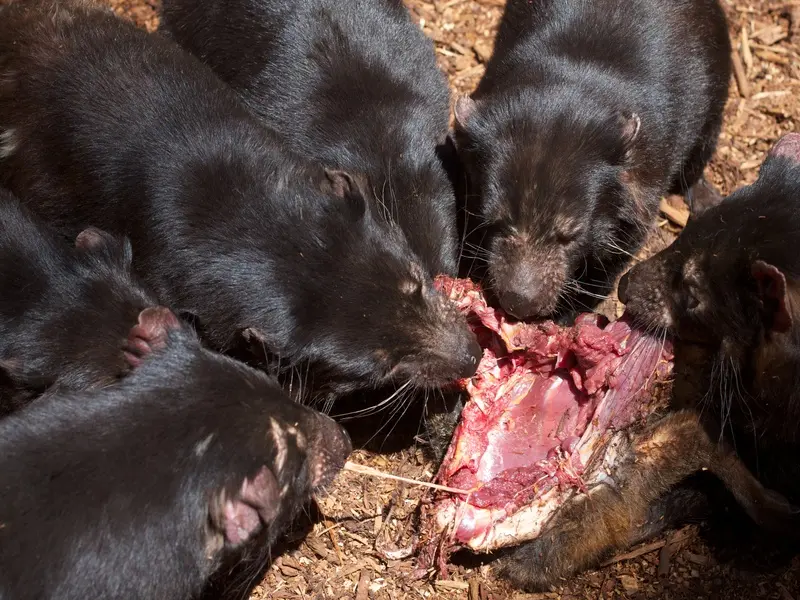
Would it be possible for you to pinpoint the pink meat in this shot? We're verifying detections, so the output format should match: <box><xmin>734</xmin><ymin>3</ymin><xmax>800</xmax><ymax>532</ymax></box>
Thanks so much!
<box><xmin>417</xmin><ymin>277</ymin><xmax>673</xmax><ymax>569</ymax></box>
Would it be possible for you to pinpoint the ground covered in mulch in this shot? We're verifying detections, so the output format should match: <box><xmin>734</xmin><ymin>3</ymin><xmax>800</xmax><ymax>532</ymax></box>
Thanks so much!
<box><xmin>106</xmin><ymin>0</ymin><xmax>800</xmax><ymax>598</ymax></box>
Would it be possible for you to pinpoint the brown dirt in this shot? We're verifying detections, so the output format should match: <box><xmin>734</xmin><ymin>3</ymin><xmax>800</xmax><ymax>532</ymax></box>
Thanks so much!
<box><xmin>103</xmin><ymin>0</ymin><xmax>800</xmax><ymax>598</ymax></box>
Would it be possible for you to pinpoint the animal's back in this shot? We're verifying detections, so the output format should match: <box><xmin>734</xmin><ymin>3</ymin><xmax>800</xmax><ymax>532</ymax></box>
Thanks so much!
<box><xmin>477</xmin><ymin>0</ymin><xmax>730</xmax><ymax>187</ymax></box>
<box><xmin>162</xmin><ymin>0</ymin><xmax>449</xmax><ymax>161</ymax></box>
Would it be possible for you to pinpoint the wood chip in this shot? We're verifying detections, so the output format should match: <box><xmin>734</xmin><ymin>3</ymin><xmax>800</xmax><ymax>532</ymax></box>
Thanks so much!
<box><xmin>326</xmin><ymin>563</ymin><xmax>366</xmax><ymax>584</ymax></box>
<box><xmin>324</xmin><ymin>518</ymin><xmax>345</xmax><ymax>566</ymax></box>
<box><xmin>755</xmin><ymin>49</ymin><xmax>791</xmax><ymax>64</ymax></box>
<box><xmin>340</xmin><ymin>530</ymin><xmax>371</xmax><ymax>547</ymax></box>
<box><xmin>752</xmin><ymin>24</ymin><xmax>788</xmax><ymax>46</ymax></box>
<box><xmin>435</xmin><ymin>580</ymin><xmax>471</xmax><ymax>591</ymax></box>
<box><xmin>305</xmin><ymin>536</ymin><xmax>336</xmax><ymax>562</ymax></box>
<box><xmin>602</xmin><ymin>539</ymin><xmax>669</xmax><ymax>566</ymax></box>
<box><xmin>618</xmin><ymin>574</ymin><xmax>640</xmax><ymax>593</ymax></box>
<box><xmin>355</xmin><ymin>570</ymin><xmax>370</xmax><ymax>600</ymax></box>
<box><xmin>453</xmin><ymin>64</ymin><xmax>485</xmax><ymax>81</ymax></box>
<box><xmin>278</xmin><ymin>563</ymin><xmax>301</xmax><ymax>578</ymax></box>
<box><xmin>731</xmin><ymin>46</ymin><xmax>751</xmax><ymax>98</ymax></box>
<box><xmin>657</xmin><ymin>528</ymin><xmax>693</xmax><ymax>577</ymax></box>
<box><xmin>659</xmin><ymin>197</ymin><xmax>689</xmax><ymax>227</ymax></box>
<box><xmin>473</xmin><ymin>39</ymin><xmax>493</xmax><ymax>62</ymax></box>
<box><xmin>469</xmin><ymin>578</ymin><xmax>480</xmax><ymax>600</ymax></box>
<box><xmin>751</xmin><ymin>90</ymin><xmax>792</xmax><ymax>100</ymax></box>
<box><xmin>741</xmin><ymin>27</ymin><xmax>753</xmax><ymax>74</ymax></box>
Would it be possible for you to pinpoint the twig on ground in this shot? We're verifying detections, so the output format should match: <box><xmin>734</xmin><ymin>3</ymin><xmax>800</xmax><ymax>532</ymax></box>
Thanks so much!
<box><xmin>732</xmin><ymin>46</ymin><xmax>752</xmax><ymax>98</ymax></box>
<box><xmin>343</xmin><ymin>461</ymin><xmax>470</xmax><ymax>495</ymax></box>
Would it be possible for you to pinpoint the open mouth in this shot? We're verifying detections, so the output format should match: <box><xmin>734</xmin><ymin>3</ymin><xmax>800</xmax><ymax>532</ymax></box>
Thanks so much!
<box><xmin>417</xmin><ymin>277</ymin><xmax>673</xmax><ymax>569</ymax></box>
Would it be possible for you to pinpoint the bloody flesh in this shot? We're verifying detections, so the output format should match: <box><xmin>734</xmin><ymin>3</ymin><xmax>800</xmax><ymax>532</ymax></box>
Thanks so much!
<box><xmin>420</xmin><ymin>277</ymin><xmax>673</xmax><ymax>561</ymax></box>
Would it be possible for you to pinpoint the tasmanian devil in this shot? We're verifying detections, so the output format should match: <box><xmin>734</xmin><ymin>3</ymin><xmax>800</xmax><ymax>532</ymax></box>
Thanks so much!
<box><xmin>0</xmin><ymin>306</ymin><xmax>351</xmax><ymax>600</ymax></box>
<box><xmin>419</xmin><ymin>276</ymin><xmax>799</xmax><ymax>591</ymax></box>
<box><xmin>0</xmin><ymin>0</ymin><xmax>481</xmax><ymax>403</ymax></box>
<box><xmin>619</xmin><ymin>132</ymin><xmax>800</xmax><ymax>504</ymax></box>
<box><xmin>452</xmin><ymin>0</ymin><xmax>731</xmax><ymax>321</ymax></box>
<box><xmin>495</xmin><ymin>136</ymin><xmax>800</xmax><ymax>590</ymax></box>
<box><xmin>0</xmin><ymin>187</ymin><xmax>162</xmax><ymax>415</ymax></box>
<box><xmin>160</xmin><ymin>0</ymin><xmax>459</xmax><ymax>279</ymax></box>
<box><xmin>494</xmin><ymin>132</ymin><xmax>800</xmax><ymax>592</ymax></box>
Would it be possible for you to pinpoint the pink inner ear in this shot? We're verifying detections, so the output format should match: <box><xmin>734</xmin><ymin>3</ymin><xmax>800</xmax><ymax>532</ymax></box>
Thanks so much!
<box><xmin>221</xmin><ymin>467</ymin><xmax>281</xmax><ymax>546</ymax></box>
<box><xmin>768</xmin><ymin>133</ymin><xmax>800</xmax><ymax>164</ymax></box>
<box><xmin>751</xmin><ymin>260</ymin><xmax>792</xmax><ymax>333</ymax></box>
<box><xmin>137</xmin><ymin>306</ymin><xmax>181</xmax><ymax>339</ymax></box>
<box><xmin>323</xmin><ymin>169</ymin><xmax>353</xmax><ymax>199</ymax></box>
<box><xmin>75</xmin><ymin>227</ymin><xmax>107</xmax><ymax>250</ymax></box>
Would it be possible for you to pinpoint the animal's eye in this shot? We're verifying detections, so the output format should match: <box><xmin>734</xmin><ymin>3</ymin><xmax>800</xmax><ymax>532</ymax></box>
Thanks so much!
<box><xmin>554</xmin><ymin>219</ymin><xmax>583</xmax><ymax>244</ymax></box>
<box><xmin>684</xmin><ymin>285</ymin><xmax>700</xmax><ymax>311</ymax></box>
<box><xmin>555</xmin><ymin>230</ymin><xmax>578</xmax><ymax>245</ymax></box>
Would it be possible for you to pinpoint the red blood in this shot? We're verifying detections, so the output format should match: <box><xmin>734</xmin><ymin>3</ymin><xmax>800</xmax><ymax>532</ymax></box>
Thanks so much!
<box><xmin>429</xmin><ymin>276</ymin><xmax>673</xmax><ymax>537</ymax></box>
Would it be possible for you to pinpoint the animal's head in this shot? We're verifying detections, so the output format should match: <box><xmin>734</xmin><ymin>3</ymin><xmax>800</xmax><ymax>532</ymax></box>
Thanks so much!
<box><xmin>1</xmin><ymin>226</ymin><xmax>161</xmax><ymax>401</ymax></box>
<box><xmin>619</xmin><ymin>133</ymin><xmax>800</xmax><ymax>370</ymax></box>
<box><xmin>453</xmin><ymin>92</ymin><xmax>650</xmax><ymax>319</ymax></box>
<box><xmin>241</xmin><ymin>168</ymin><xmax>481</xmax><ymax>398</ymax></box>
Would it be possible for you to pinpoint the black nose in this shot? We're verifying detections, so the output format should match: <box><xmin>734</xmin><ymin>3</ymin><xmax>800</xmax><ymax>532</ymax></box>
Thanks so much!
<box><xmin>617</xmin><ymin>271</ymin><xmax>631</xmax><ymax>304</ymax></box>
<box><xmin>498</xmin><ymin>290</ymin><xmax>541</xmax><ymax>320</ymax></box>
<box><xmin>308</xmin><ymin>412</ymin><xmax>352</xmax><ymax>489</ymax></box>
<box><xmin>457</xmin><ymin>338</ymin><xmax>482</xmax><ymax>378</ymax></box>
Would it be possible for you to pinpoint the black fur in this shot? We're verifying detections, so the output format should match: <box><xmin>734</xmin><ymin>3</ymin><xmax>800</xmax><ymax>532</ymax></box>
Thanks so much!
<box><xmin>0</xmin><ymin>0</ymin><xmax>480</xmax><ymax>401</ymax></box>
<box><xmin>453</xmin><ymin>0</ymin><xmax>731</xmax><ymax>320</ymax></box>
<box><xmin>0</xmin><ymin>188</ymin><xmax>157</xmax><ymax>415</ymax></box>
<box><xmin>497</xmin><ymin>136</ymin><xmax>800</xmax><ymax>592</ymax></box>
<box><xmin>0</xmin><ymin>322</ymin><xmax>351</xmax><ymax>600</ymax></box>
<box><xmin>160</xmin><ymin>0</ymin><xmax>459</xmax><ymax>278</ymax></box>
<box><xmin>619</xmin><ymin>133</ymin><xmax>800</xmax><ymax>503</ymax></box>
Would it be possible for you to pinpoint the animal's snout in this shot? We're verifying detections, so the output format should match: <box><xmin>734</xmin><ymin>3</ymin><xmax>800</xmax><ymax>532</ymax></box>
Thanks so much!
<box><xmin>491</xmin><ymin>252</ymin><xmax>563</xmax><ymax>320</ymax></box>
<box><xmin>306</xmin><ymin>412</ymin><xmax>352</xmax><ymax>489</ymax></box>
<box><xmin>496</xmin><ymin>285</ymin><xmax>558</xmax><ymax>320</ymax></box>
<box><xmin>612</xmin><ymin>259</ymin><xmax>674</xmax><ymax>331</ymax></box>
<box><xmin>457</xmin><ymin>337</ymin><xmax>483</xmax><ymax>378</ymax></box>
<box><xmin>438</xmin><ymin>320</ymin><xmax>482</xmax><ymax>379</ymax></box>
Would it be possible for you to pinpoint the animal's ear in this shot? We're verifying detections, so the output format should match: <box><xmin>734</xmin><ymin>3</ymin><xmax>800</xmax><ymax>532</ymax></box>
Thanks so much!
<box><xmin>0</xmin><ymin>358</ymin><xmax>23</xmax><ymax>387</ymax></box>
<box><xmin>241</xmin><ymin>327</ymin><xmax>268</xmax><ymax>345</ymax></box>
<box><xmin>75</xmin><ymin>227</ymin><xmax>115</xmax><ymax>251</ymax></box>
<box><xmin>239</xmin><ymin>327</ymin><xmax>270</xmax><ymax>352</ymax></box>
<box><xmin>75</xmin><ymin>227</ymin><xmax>133</xmax><ymax>268</ymax></box>
<box><xmin>619</xmin><ymin>112</ymin><xmax>641</xmax><ymax>158</ymax></box>
<box><xmin>454</xmin><ymin>96</ymin><xmax>478</xmax><ymax>129</ymax></box>
<box><xmin>751</xmin><ymin>260</ymin><xmax>792</xmax><ymax>333</ymax></box>
<box><xmin>320</xmin><ymin>169</ymin><xmax>367</xmax><ymax>219</ymax></box>
<box><xmin>767</xmin><ymin>133</ymin><xmax>800</xmax><ymax>164</ymax></box>
<box><xmin>686</xmin><ymin>178</ymin><xmax>724</xmax><ymax>218</ymax></box>
<box><xmin>124</xmin><ymin>307</ymin><xmax>182</xmax><ymax>368</ymax></box>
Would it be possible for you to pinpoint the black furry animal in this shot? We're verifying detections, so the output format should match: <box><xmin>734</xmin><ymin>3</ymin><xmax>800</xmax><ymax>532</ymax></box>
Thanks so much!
<box><xmin>161</xmin><ymin>0</ymin><xmax>459</xmax><ymax>279</ymax></box>
<box><xmin>0</xmin><ymin>0</ymin><xmax>481</xmax><ymax>403</ymax></box>
<box><xmin>0</xmin><ymin>188</ymin><xmax>158</xmax><ymax>415</ymax></box>
<box><xmin>0</xmin><ymin>307</ymin><xmax>351</xmax><ymax>600</ymax></box>
<box><xmin>619</xmin><ymin>132</ymin><xmax>800</xmax><ymax>504</ymax></box>
<box><xmin>493</xmin><ymin>135</ymin><xmax>800</xmax><ymax>591</ymax></box>
<box><xmin>453</xmin><ymin>0</ymin><xmax>731</xmax><ymax>321</ymax></box>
